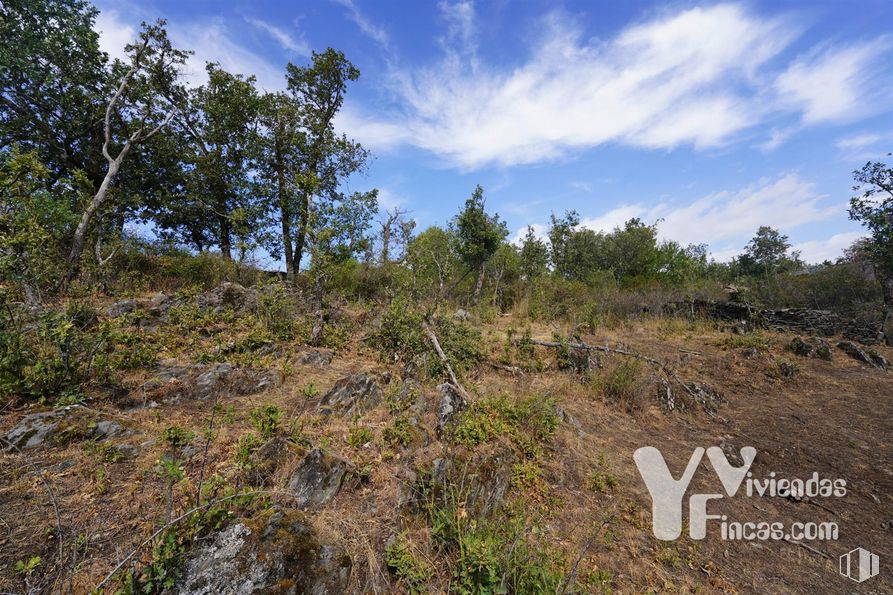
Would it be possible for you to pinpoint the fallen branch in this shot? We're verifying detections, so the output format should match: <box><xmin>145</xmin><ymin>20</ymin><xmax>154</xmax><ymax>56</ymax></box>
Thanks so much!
<box><xmin>487</xmin><ymin>361</ymin><xmax>525</xmax><ymax>376</ymax></box>
<box><xmin>783</xmin><ymin>537</ymin><xmax>831</xmax><ymax>560</ymax></box>
<box><xmin>422</xmin><ymin>316</ymin><xmax>471</xmax><ymax>402</ymax></box>
<box><xmin>516</xmin><ymin>337</ymin><xmax>701</xmax><ymax>402</ymax></box>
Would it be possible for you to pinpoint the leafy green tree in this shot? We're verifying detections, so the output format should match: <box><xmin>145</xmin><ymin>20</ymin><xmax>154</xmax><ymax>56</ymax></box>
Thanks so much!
<box><xmin>66</xmin><ymin>20</ymin><xmax>188</xmax><ymax>278</ymax></box>
<box><xmin>849</xmin><ymin>156</ymin><xmax>893</xmax><ymax>345</ymax></box>
<box><xmin>451</xmin><ymin>185</ymin><xmax>508</xmax><ymax>303</ymax></box>
<box><xmin>734</xmin><ymin>226</ymin><xmax>803</xmax><ymax>278</ymax></box>
<box><xmin>177</xmin><ymin>64</ymin><xmax>262</xmax><ymax>260</ymax></box>
<box><xmin>274</xmin><ymin>48</ymin><xmax>370</xmax><ymax>279</ymax></box>
<box><xmin>0</xmin><ymin>149</ymin><xmax>80</xmax><ymax>299</ymax></box>
<box><xmin>548</xmin><ymin>210</ymin><xmax>580</xmax><ymax>278</ymax></box>
<box><xmin>519</xmin><ymin>226</ymin><xmax>549</xmax><ymax>280</ymax></box>
<box><xmin>0</xmin><ymin>0</ymin><xmax>108</xmax><ymax>188</ymax></box>
<box><xmin>406</xmin><ymin>226</ymin><xmax>460</xmax><ymax>302</ymax></box>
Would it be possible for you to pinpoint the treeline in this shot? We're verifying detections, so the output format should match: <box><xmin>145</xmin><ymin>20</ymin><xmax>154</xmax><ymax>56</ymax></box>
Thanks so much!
<box><xmin>1</xmin><ymin>0</ymin><xmax>891</xmax><ymax>345</ymax></box>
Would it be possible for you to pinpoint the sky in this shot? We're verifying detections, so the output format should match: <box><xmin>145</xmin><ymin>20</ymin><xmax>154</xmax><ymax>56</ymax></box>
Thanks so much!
<box><xmin>93</xmin><ymin>0</ymin><xmax>893</xmax><ymax>264</ymax></box>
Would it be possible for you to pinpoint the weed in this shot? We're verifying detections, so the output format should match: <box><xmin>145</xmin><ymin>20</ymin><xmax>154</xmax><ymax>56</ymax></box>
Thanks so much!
<box><xmin>721</xmin><ymin>331</ymin><xmax>771</xmax><ymax>352</ymax></box>
<box><xmin>383</xmin><ymin>416</ymin><xmax>415</xmax><ymax>448</ymax></box>
<box><xmin>15</xmin><ymin>556</ymin><xmax>40</xmax><ymax>577</ymax></box>
<box><xmin>589</xmin><ymin>471</ymin><xmax>618</xmax><ymax>493</ymax></box>
<box><xmin>594</xmin><ymin>360</ymin><xmax>643</xmax><ymax>410</ymax></box>
<box><xmin>161</xmin><ymin>426</ymin><xmax>194</xmax><ymax>451</ymax></box>
<box><xmin>384</xmin><ymin>532</ymin><xmax>433</xmax><ymax>594</ymax></box>
<box><xmin>250</xmin><ymin>405</ymin><xmax>282</xmax><ymax>439</ymax></box>
<box><xmin>302</xmin><ymin>382</ymin><xmax>320</xmax><ymax>399</ymax></box>
<box><xmin>347</xmin><ymin>425</ymin><xmax>373</xmax><ymax>448</ymax></box>
<box><xmin>235</xmin><ymin>433</ymin><xmax>262</xmax><ymax>470</ymax></box>
<box><xmin>452</xmin><ymin>394</ymin><xmax>559</xmax><ymax>458</ymax></box>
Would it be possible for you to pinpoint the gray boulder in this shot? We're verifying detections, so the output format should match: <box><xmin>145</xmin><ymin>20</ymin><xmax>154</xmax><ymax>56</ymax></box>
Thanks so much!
<box><xmin>287</xmin><ymin>448</ymin><xmax>354</xmax><ymax>508</ymax></box>
<box><xmin>297</xmin><ymin>350</ymin><xmax>334</xmax><ymax>366</ymax></box>
<box><xmin>789</xmin><ymin>336</ymin><xmax>832</xmax><ymax>360</ymax></box>
<box><xmin>2</xmin><ymin>406</ymin><xmax>126</xmax><ymax>450</ymax></box>
<box><xmin>177</xmin><ymin>509</ymin><xmax>351</xmax><ymax>594</ymax></box>
<box><xmin>837</xmin><ymin>341</ymin><xmax>888</xmax><ymax>369</ymax></box>
<box><xmin>317</xmin><ymin>374</ymin><xmax>382</xmax><ymax>415</ymax></box>
<box><xmin>106</xmin><ymin>299</ymin><xmax>137</xmax><ymax>318</ymax></box>
<box><xmin>194</xmin><ymin>282</ymin><xmax>258</xmax><ymax>315</ymax></box>
<box><xmin>435</xmin><ymin>383</ymin><xmax>467</xmax><ymax>435</ymax></box>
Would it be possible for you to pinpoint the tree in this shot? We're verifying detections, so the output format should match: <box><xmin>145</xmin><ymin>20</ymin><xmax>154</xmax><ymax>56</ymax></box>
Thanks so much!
<box><xmin>451</xmin><ymin>185</ymin><xmax>508</xmax><ymax>304</ymax></box>
<box><xmin>849</xmin><ymin>156</ymin><xmax>893</xmax><ymax>345</ymax></box>
<box><xmin>66</xmin><ymin>20</ymin><xmax>188</xmax><ymax>279</ymax></box>
<box><xmin>177</xmin><ymin>64</ymin><xmax>262</xmax><ymax>260</ymax></box>
<box><xmin>406</xmin><ymin>227</ymin><xmax>459</xmax><ymax>302</ymax></box>
<box><xmin>0</xmin><ymin>0</ymin><xmax>109</xmax><ymax>189</ymax></box>
<box><xmin>269</xmin><ymin>48</ymin><xmax>369</xmax><ymax>280</ymax></box>
<box><xmin>378</xmin><ymin>207</ymin><xmax>415</xmax><ymax>265</ymax></box>
<box><xmin>735</xmin><ymin>226</ymin><xmax>802</xmax><ymax>278</ymax></box>
<box><xmin>548</xmin><ymin>210</ymin><xmax>580</xmax><ymax>278</ymax></box>
<box><xmin>0</xmin><ymin>149</ymin><xmax>79</xmax><ymax>301</ymax></box>
<box><xmin>519</xmin><ymin>226</ymin><xmax>549</xmax><ymax>280</ymax></box>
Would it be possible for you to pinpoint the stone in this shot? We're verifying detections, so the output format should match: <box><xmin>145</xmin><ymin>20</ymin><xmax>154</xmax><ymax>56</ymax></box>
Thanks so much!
<box><xmin>106</xmin><ymin>299</ymin><xmax>137</xmax><ymax>318</ymax></box>
<box><xmin>435</xmin><ymin>383</ymin><xmax>467</xmax><ymax>435</ymax></box>
<box><xmin>688</xmin><ymin>383</ymin><xmax>724</xmax><ymax>414</ymax></box>
<box><xmin>194</xmin><ymin>282</ymin><xmax>258</xmax><ymax>315</ymax></box>
<box><xmin>287</xmin><ymin>448</ymin><xmax>354</xmax><ymax>508</ymax></box>
<box><xmin>247</xmin><ymin>437</ymin><xmax>292</xmax><ymax>486</ymax></box>
<box><xmin>789</xmin><ymin>336</ymin><xmax>832</xmax><ymax>361</ymax></box>
<box><xmin>452</xmin><ymin>309</ymin><xmax>471</xmax><ymax>322</ymax></box>
<box><xmin>656</xmin><ymin>381</ymin><xmax>684</xmax><ymax>412</ymax></box>
<box><xmin>297</xmin><ymin>350</ymin><xmax>334</xmax><ymax>366</ymax></box>
<box><xmin>837</xmin><ymin>341</ymin><xmax>887</xmax><ymax>369</ymax></box>
<box><xmin>2</xmin><ymin>406</ymin><xmax>126</xmax><ymax>450</ymax></box>
<box><xmin>195</xmin><ymin>363</ymin><xmax>235</xmax><ymax>398</ymax></box>
<box><xmin>176</xmin><ymin>508</ymin><xmax>351</xmax><ymax>594</ymax></box>
<box><xmin>317</xmin><ymin>374</ymin><xmax>382</xmax><ymax>415</ymax></box>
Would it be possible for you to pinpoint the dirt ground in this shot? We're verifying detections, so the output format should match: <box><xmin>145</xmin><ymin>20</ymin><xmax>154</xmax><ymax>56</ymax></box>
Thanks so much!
<box><xmin>1</xmin><ymin>309</ymin><xmax>890</xmax><ymax>594</ymax></box>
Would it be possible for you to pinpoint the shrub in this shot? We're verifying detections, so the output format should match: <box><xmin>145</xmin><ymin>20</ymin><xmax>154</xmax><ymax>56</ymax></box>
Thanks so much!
<box><xmin>368</xmin><ymin>297</ymin><xmax>483</xmax><ymax>381</ymax></box>
<box><xmin>250</xmin><ymin>405</ymin><xmax>282</xmax><ymax>439</ymax></box>
<box><xmin>594</xmin><ymin>360</ymin><xmax>644</xmax><ymax>410</ymax></box>
<box><xmin>452</xmin><ymin>394</ymin><xmax>559</xmax><ymax>458</ymax></box>
<box><xmin>385</xmin><ymin>532</ymin><xmax>433</xmax><ymax>594</ymax></box>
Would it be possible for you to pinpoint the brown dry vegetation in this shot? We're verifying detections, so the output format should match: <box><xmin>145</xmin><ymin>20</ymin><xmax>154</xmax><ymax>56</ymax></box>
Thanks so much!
<box><xmin>1</xmin><ymin>290</ymin><xmax>891</xmax><ymax>594</ymax></box>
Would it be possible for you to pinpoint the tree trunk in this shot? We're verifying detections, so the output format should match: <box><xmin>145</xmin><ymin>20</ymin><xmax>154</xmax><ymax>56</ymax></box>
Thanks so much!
<box><xmin>67</xmin><ymin>153</ymin><xmax>125</xmax><ymax>281</ymax></box>
<box><xmin>219</xmin><ymin>214</ymin><xmax>232</xmax><ymax>261</ymax></box>
<box><xmin>472</xmin><ymin>263</ymin><xmax>485</xmax><ymax>304</ymax></box>
<box><xmin>381</xmin><ymin>227</ymin><xmax>390</xmax><ymax>265</ymax></box>
<box><xmin>293</xmin><ymin>191</ymin><xmax>310</xmax><ymax>270</ymax></box>
<box><xmin>276</xmin><ymin>143</ymin><xmax>295</xmax><ymax>281</ymax></box>
<box><xmin>881</xmin><ymin>275</ymin><xmax>893</xmax><ymax>347</ymax></box>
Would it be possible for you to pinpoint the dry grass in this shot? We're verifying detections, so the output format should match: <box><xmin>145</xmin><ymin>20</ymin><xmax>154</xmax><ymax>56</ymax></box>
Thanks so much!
<box><xmin>1</xmin><ymin>300</ymin><xmax>891</xmax><ymax>593</ymax></box>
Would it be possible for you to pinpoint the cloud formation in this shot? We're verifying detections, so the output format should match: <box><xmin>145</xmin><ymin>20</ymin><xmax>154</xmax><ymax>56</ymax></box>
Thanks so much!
<box><xmin>245</xmin><ymin>17</ymin><xmax>310</xmax><ymax>56</ymax></box>
<box><xmin>342</xmin><ymin>4</ymin><xmax>891</xmax><ymax>169</ymax></box>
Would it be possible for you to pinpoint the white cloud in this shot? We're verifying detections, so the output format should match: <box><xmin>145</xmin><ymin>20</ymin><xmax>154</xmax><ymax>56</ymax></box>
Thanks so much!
<box><xmin>94</xmin><ymin>8</ymin><xmax>285</xmax><ymax>91</ymax></box>
<box><xmin>245</xmin><ymin>17</ymin><xmax>310</xmax><ymax>56</ymax></box>
<box><xmin>513</xmin><ymin>174</ymin><xmax>839</xmax><ymax>261</ymax></box>
<box><xmin>173</xmin><ymin>20</ymin><xmax>285</xmax><ymax>91</ymax></box>
<box><xmin>836</xmin><ymin>133</ymin><xmax>882</xmax><ymax>150</ymax></box>
<box><xmin>794</xmin><ymin>231</ymin><xmax>864</xmax><ymax>263</ymax></box>
<box><xmin>330</xmin><ymin>0</ymin><xmax>390</xmax><ymax>48</ymax></box>
<box><xmin>775</xmin><ymin>39</ymin><xmax>891</xmax><ymax>124</ymax></box>
<box><xmin>342</xmin><ymin>4</ymin><xmax>891</xmax><ymax>169</ymax></box>
<box><xmin>94</xmin><ymin>9</ymin><xmax>136</xmax><ymax>62</ymax></box>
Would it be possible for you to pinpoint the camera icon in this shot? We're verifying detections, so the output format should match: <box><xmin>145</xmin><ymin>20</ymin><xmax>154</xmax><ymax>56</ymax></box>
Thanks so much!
<box><xmin>839</xmin><ymin>547</ymin><xmax>879</xmax><ymax>583</ymax></box>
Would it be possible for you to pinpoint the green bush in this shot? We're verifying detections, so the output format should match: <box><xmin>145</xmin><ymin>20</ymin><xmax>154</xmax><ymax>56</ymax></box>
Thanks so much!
<box><xmin>452</xmin><ymin>394</ymin><xmax>559</xmax><ymax>458</ymax></box>
<box><xmin>385</xmin><ymin>532</ymin><xmax>433</xmax><ymax>594</ymax></box>
<box><xmin>368</xmin><ymin>297</ymin><xmax>483</xmax><ymax>381</ymax></box>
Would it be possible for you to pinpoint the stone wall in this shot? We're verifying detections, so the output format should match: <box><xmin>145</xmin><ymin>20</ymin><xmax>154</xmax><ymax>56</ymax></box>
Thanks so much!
<box><xmin>665</xmin><ymin>300</ymin><xmax>883</xmax><ymax>345</ymax></box>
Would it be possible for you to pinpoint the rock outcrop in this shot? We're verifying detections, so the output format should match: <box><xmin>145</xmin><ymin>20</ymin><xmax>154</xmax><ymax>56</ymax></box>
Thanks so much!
<box><xmin>176</xmin><ymin>509</ymin><xmax>351</xmax><ymax>594</ymax></box>
<box><xmin>316</xmin><ymin>374</ymin><xmax>382</xmax><ymax>416</ymax></box>
<box><xmin>2</xmin><ymin>406</ymin><xmax>126</xmax><ymax>451</ymax></box>
<box><xmin>287</xmin><ymin>448</ymin><xmax>354</xmax><ymax>508</ymax></box>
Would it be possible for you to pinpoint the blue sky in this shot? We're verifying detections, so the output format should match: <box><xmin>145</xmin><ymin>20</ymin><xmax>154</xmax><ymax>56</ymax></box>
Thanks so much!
<box><xmin>94</xmin><ymin>0</ymin><xmax>893</xmax><ymax>264</ymax></box>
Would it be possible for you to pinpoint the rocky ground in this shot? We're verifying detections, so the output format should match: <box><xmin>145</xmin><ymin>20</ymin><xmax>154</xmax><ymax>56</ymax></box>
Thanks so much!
<box><xmin>1</xmin><ymin>283</ymin><xmax>891</xmax><ymax>593</ymax></box>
